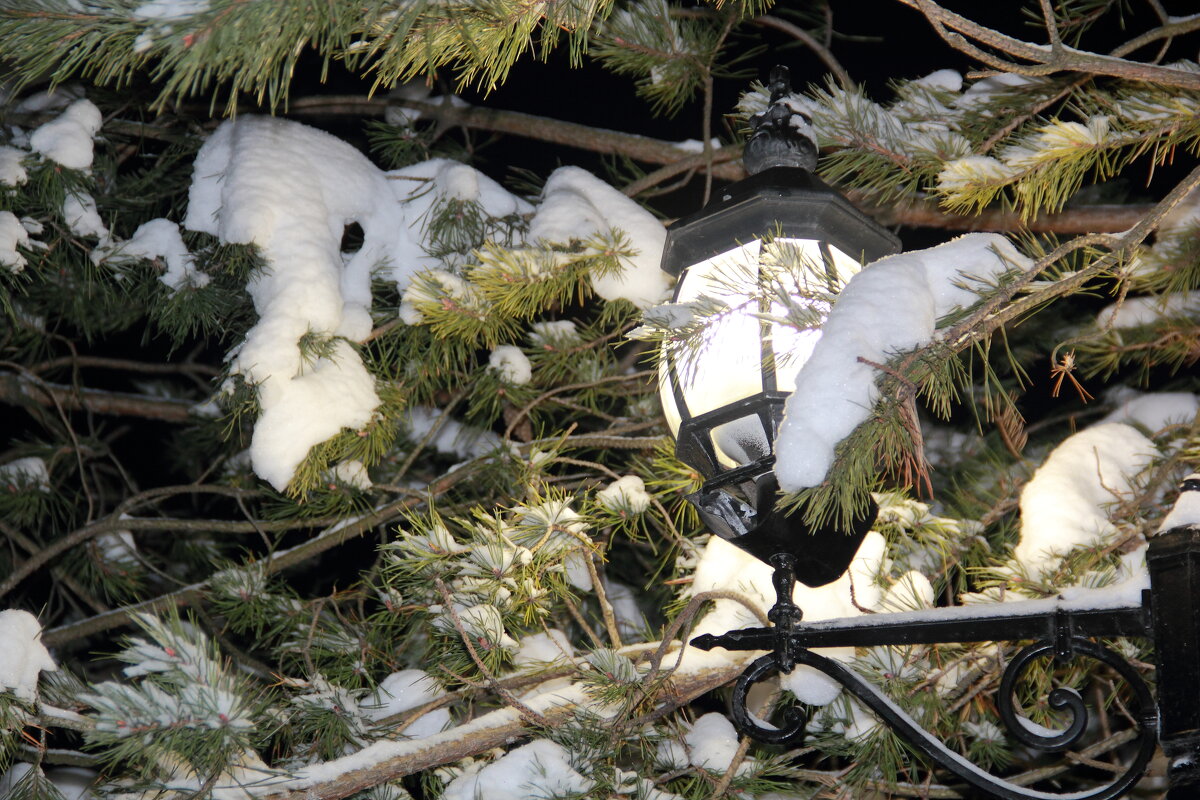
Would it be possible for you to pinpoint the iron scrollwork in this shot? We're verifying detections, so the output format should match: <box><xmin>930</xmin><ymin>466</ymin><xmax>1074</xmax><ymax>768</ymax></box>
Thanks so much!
<box><xmin>692</xmin><ymin>554</ymin><xmax>1160</xmax><ymax>800</ymax></box>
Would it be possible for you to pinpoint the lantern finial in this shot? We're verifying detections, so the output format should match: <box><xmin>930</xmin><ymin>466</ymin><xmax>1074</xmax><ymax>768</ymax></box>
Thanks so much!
<box><xmin>744</xmin><ymin>65</ymin><xmax>817</xmax><ymax>175</ymax></box>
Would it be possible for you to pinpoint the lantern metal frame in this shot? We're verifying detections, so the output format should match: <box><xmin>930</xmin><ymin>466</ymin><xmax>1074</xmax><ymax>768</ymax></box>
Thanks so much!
<box><xmin>662</xmin><ymin>66</ymin><xmax>1200</xmax><ymax>800</ymax></box>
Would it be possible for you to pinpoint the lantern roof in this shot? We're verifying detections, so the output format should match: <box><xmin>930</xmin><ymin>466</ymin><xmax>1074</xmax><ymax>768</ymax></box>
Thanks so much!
<box><xmin>660</xmin><ymin>166</ymin><xmax>901</xmax><ymax>277</ymax></box>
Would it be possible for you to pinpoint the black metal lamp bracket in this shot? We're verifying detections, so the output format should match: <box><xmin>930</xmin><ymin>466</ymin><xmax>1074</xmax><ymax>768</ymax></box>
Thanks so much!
<box><xmin>688</xmin><ymin>526</ymin><xmax>1200</xmax><ymax>799</ymax></box>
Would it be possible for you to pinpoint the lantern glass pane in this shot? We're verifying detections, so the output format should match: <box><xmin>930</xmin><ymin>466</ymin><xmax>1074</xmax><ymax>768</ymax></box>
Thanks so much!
<box><xmin>659</xmin><ymin>237</ymin><xmax>868</xmax><ymax>469</ymax></box>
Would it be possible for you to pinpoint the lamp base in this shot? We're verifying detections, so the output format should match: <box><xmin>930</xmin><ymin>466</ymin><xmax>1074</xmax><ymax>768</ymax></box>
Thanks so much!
<box><xmin>688</xmin><ymin>470</ymin><xmax>877</xmax><ymax>587</ymax></box>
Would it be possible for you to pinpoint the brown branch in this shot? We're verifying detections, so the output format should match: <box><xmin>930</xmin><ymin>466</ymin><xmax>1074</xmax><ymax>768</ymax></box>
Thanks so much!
<box><xmin>283</xmin><ymin>94</ymin><xmax>1151</xmax><ymax>234</ymax></box>
<box><xmin>849</xmin><ymin>193</ymin><xmax>1155</xmax><ymax>234</ymax></box>
<box><xmin>286</xmin><ymin>95</ymin><xmax>746</xmax><ymax>181</ymax></box>
<box><xmin>0</xmin><ymin>372</ymin><xmax>196</xmax><ymax>422</ymax></box>
<box><xmin>0</xmin><ymin>486</ymin><xmax>338</xmax><ymax>600</ymax></box>
<box><xmin>30</xmin><ymin>355</ymin><xmax>220</xmax><ymax>378</ymax></box>
<box><xmin>754</xmin><ymin>15</ymin><xmax>853</xmax><ymax>90</ymax></box>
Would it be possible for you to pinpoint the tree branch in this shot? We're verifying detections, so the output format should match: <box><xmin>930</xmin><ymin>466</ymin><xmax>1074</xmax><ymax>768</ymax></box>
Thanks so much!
<box><xmin>41</xmin><ymin>462</ymin><xmax>484</xmax><ymax>646</ymax></box>
<box><xmin>900</xmin><ymin>0</ymin><xmax>1200</xmax><ymax>89</ymax></box>
<box><xmin>285</xmin><ymin>95</ymin><xmax>747</xmax><ymax>181</ymax></box>
<box><xmin>0</xmin><ymin>372</ymin><xmax>196</xmax><ymax>423</ymax></box>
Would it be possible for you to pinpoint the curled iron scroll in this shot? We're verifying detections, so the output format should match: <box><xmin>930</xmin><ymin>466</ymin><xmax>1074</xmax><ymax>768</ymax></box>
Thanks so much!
<box><xmin>726</xmin><ymin>637</ymin><xmax>1157</xmax><ymax>800</ymax></box>
<box><xmin>729</xmin><ymin>653</ymin><xmax>808</xmax><ymax>745</ymax></box>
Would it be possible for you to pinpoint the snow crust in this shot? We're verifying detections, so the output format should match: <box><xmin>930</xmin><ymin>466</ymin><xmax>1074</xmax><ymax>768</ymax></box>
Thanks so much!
<box><xmin>442</xmin><ymin>739</ymin><xmax>591</xmax><ymax>800</ymax></box>
<box><xmin>530</xmin><ymin>166</ymin><xmax>671</xmax><ymax>308</ymax></box>
<box><xmin>776</xmin><ymin>233</ymin><xmax>1032</xmax><ymax>491</ymax></box>
<box><xmin>30</xmin><ymin>99</ymin><xmax>102</xmax><ymax>170</ymax></box>
<box><xmin>1013</xmin><ymin>423</ymin><xmax>1155</xmax><ymax>576</ymax></box>
<box><xmin>361</xmin><ymin>669</ymin><xmax>449</xmax><ymax>737</ymax></box>
<box><xmin>0</xmin><ymin>211</ymin><xmax>30</xmax><ymax>271</ymax></box>
<box><xmin>0</xmin><ymin>609</ymin><xmax>56</xmax><ymax>701</ymax></box>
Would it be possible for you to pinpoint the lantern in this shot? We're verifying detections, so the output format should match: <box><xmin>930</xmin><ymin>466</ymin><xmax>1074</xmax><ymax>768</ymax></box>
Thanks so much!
<box><xmin>658</xmin><ymin>66</ymin><xmax>900</xmax><ymax>584</ymax></box>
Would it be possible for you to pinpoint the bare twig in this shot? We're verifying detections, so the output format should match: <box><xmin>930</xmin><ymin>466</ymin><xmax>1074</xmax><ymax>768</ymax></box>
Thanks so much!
<box><xmin>755</xmin><ymin>15</ymin><xmax>854</xmax><ymax>89</ymax></box>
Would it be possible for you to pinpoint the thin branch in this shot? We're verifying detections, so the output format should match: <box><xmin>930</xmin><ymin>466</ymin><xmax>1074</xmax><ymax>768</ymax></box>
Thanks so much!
<box><xmin>754</xmin><ymin>15</ymin><xmax>854</xmax><ymax>89</ymax></box>
<box><xmin>41</xmin><ymin>463</ymin><xmax>484</xmax><ymax>646</ymax></box>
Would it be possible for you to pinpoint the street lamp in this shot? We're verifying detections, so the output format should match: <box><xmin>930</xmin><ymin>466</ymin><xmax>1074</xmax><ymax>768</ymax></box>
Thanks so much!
<box><xmin>660</xmin><ymin>67</ymin><xmax>1200</xmax><ymax>800</ymax></box>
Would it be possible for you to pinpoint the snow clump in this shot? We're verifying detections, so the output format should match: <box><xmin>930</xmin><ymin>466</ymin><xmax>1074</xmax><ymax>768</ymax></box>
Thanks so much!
<box><xmin>29</xmin><ymin>99</ymin><xmax>103</xmax><ymax>170</ymax></box>
<box><xmin>529</xmin><ymin>166</ymin><xmax>671</xmax><ymax>309</ymax></box>
<box><xmin>0</xmin><ymin>211</ymin><xmax>31</xmax><ymax>271</ymax></box>
<box><xmin>185</xmin><ymin>116</ymin><xmax>390</xmax><ymax>490</ymax></box>
<box><xmin>1101</xmin><ymin>389</ymin><xmax>1198</xmax><ymax>434</ymax></box>
<box><xmin>0</xmin><ymin>457</ymin><xmax>49</xmax><ymax>490</ymax></box>
<box><xmin>361</xmin><ymin>669</ymin><xmax>450</xmax><ymax>737</ymax></box>
<box><xmin>1012</xmin><ymin>423</ymin><xmax>1156</xmax><ymax>577</ymax></box>
<box><xmin>596</xmin><ymin>475</ymin><xmax>652</xmax><ymax>514</ymax></box>
<box><xmin>182</xmin><ymin>115</ymin><xmax>669</xmax><ymax>490</ymax></box>
<box><xmin>0</xmin><ymin>610</ymin><xmax>57</xmax><ymax>702</ymax></box>
<box><xmin>488</xmin><ymin>345</ymin><xmax>532</xmax><ymax>385</ymax></box>
<box><xmin>61</xmin><ymin>192</ymin><xmax>108</xmax><ymax>240</ymax></box>
<box><xmin>685</xmin><ymin>713</ymin><xmax>744</xmax><ymax>772</ymax></box>
<box><xmin>1158</xmin><ymin>474</ymin><xmax>1200</xmax><ymax>533</ymax></box>
<box><xmin>113</xmin><ymin>218</ymin><xmax>209</xmax><ymax>290</ymax></box>
<box><xmin>776</xmin><ymin>233</ymin><xmax>1032</xmax><ymax>491</ymax></box>
<box><xmin>0</xmin><ymin>146</ymin><xmax>28</xmax><ymax>186</ymax></box>
<box><xmin>133</xmin><ymin>0</ymin><xmax>210</xmax><ymax>19</ymax></box>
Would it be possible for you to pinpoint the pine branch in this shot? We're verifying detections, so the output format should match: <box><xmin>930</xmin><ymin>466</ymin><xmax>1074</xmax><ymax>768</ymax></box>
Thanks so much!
<box><xmin>230</xmin><ymin>95</ymin><xmax>1152</xmax><ymax>232</ymax></box>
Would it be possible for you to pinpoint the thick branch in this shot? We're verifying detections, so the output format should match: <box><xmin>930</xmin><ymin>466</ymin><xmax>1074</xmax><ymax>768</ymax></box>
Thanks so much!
<box><xmin>256</xmin><ymin>658</ymin><xmax>746</xmax><ymax>800</ymax></box>
<box><xmin>288</xmin><ymin>95</ymin><xmax>1152</xmax><ymax>233</ymax></box>
<box><xmin>0</xmin><ymin>373</ymin><xmax>196</xmax><ymax>422</ymax></box>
